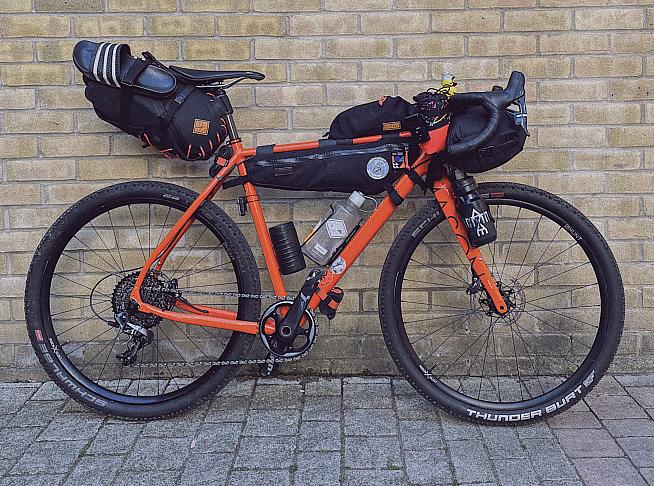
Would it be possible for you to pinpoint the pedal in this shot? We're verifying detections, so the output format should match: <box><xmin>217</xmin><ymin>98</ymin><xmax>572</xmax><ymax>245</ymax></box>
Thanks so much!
<box><xmin>318</xmin><ymin>287</ymin><xmax>344</xmax><ymax>320</ymax></box>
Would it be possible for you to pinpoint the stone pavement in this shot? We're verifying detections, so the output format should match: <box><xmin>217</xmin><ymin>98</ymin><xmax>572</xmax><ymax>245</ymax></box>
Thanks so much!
<box><xmin>0</xmin><ymin>374</ymin><xmax>653</xmax><ymax>486</ymax></box>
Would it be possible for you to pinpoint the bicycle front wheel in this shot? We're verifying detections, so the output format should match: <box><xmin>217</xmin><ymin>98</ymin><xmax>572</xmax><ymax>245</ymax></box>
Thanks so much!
<box><xmin>25</xmin><ymin>181</ymin><xmax>261</xmax><ymax>419</ymax></box>
<box><xmin>379</xmin><ymin>182</ymin><xmax>624</xmax><ymax>424</ymax></box>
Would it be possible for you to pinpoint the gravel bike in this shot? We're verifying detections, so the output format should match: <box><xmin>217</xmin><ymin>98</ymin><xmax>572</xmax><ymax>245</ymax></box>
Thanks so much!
<box><xmin>25</xmin><ymin>59</ymin><xmax>624</xmax><ymax>422</ymax></box>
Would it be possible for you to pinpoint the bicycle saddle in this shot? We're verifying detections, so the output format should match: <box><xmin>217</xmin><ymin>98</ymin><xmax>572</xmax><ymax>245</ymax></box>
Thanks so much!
<box><xmin>168</xmin><ymin>66</ymin><xmax>265</xmax><ymax>84</ymax></box>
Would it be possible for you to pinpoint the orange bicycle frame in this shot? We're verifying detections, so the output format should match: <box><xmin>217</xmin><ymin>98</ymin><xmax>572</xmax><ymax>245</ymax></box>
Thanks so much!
<box><xmin>130</xmin><ymin>117</ymin><xmax>507</xmax><ymax>336</ymax></box>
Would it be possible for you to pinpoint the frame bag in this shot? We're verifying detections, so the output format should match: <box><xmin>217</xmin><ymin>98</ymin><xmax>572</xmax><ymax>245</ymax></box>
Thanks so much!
<box><xmin>445</xmin><ymin>105</ymin><xmax>528</xmax><ymax>173</ymax></box>
<box><xmin>328</xmin><ymin>97</ymin><xmax>417</xmax><ymax>139</ymax></box>
<box><xmin>225</xmin><ymin>139</ymin><xmax>414</xmax><ymax>195</ymax></box>
<box><xmin>72</xmin><ymin>41</ymin><xmax>229</xmax><ymax>161</ymax></box>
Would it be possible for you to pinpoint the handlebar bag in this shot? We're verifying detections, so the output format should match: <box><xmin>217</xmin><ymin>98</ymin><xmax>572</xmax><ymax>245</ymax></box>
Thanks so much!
<box><xmin>225</xmin><ymin>138</ymin><xmax>416</xmax><ymax>195</ymax></box>
<box><xmin>327</xmin><ymin>97</ymin><xmax>417</xmax><ymax>139</ymax></box>
<box><xmin>73</xmin><ymin>40</ymin><xmax>230</xmax><ymax>161</ymax></box>
<box><xmin>446</xmin><ymin>105</ymin><xmax>527</xmax><ymax>173</ymax></box>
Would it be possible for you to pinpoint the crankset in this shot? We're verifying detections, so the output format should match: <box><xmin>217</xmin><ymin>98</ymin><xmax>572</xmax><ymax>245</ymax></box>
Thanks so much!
<box><xmin>259</xmin><ymin>300</ymin><xmax>317</xmax><ymax>358</ymax></box>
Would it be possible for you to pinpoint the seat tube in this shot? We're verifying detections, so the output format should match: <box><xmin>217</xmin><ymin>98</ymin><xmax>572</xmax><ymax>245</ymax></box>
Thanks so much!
<box><xmin>224</xmin><ymin>113</ymin><xmax>240</xmax><ymax>141</ymax></box>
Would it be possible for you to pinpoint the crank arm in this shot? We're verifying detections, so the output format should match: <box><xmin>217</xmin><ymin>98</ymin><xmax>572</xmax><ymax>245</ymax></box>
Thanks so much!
<box><xmin>276</xmin><ymin>269</ymin><xmax>322</xmax><ymax>344</ymax></box>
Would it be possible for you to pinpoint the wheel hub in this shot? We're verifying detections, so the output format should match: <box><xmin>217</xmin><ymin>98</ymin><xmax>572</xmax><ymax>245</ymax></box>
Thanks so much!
<box><xmin>477</xmin><ymin>278</ymin><xmax>525</xmax><ymax>325</ymax></box>
<box><xmin>111</xmin><ymin>271</ymin><xmax>177</xmax><ymax>329</ymax></box>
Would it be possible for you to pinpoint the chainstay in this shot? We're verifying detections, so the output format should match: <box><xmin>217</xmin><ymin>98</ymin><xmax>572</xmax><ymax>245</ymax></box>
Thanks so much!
<box><xmin>131</xmin><ymin>287</ymin><xmax>314</xmax><ymax>368</ymax></box>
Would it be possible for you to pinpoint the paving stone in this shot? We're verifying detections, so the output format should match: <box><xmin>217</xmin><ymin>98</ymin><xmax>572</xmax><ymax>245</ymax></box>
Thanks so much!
<box><xmin>38</xmin><ymin>414</ymin><xmax>103</xmax><ymax>441</ymax></box>
<box><xmin>178</xmin><ymin>452</ymin><xmax>232</xmax><ymax>486</ymax></box>
<box><xmin>541</xmin><ymin>480</ymin><xmax>584</xmax><ymax>486</ymax></box>
<box><xmin>5</xmin><ymin>401</ymin><xmax>64</xmax><ymax>428</ymax></box>
<box><xmin>603</xmin><ymin>418</ymin><xmax>654</xmax><ymax>437</ymax></box>
<box><xmin>220</xmin><ymin>379</ymin><xmax>255</xmax><ymax>397</ymax></box>
<box><xmin>591</xmin><ymin>375</ymin><xmax>626</xmax><ymax>395</ymax></box>
<box><xmin>344</xmin><ymin>408</ymin><xmax>397</xmax><ymax>436</ymax></box>
<box><xmin>0</xmin><ymin>459</ymin><xmax>11</xmax><ymax>476</ymax></box>
<box><xmin>405</xmin><ymin>449</ymin><xmax>452</xmax><ymax>484</ymax></box>
<box><xmin>399</xmin><ymin>420</ymin><xmax>443</xmax><ymax>450</ymax></box>
<box><xmin>343</xmin><ymin>383</ymin><xmax>393</xmax><ymax>409</ymax></box>
<box><xmin>494</xmin><ymin>458</ymin><xmax>538</xmax><ymax>486</ymax></box>
<box><xmin>62</xmin><ymin>455</ymin><xmax>122</xmax><ymax>486</ymax></box>
<box><xmin>141</xmin><ymin>408</ymin><xmax>206</xmax><ymax>438</ymax></box>
<box><xmin>234</xmin><ymin>436</ymin><xmax>294</xmax><ymax>469</ymax></box>
<box><xmin>343</xmin><ymin>469</ymin><xmax>406</xmax><ymax>485</ymax></box>
<box><xmin>448</xmin><ymin>439</ymin><xmax>494</xmax><ymax>484</ymax></box>
<box><xmin>304</xmin><ymin>378</ymin><xmax>341</xmax><ymax>396</ymax></box>
<box><xmin>615</xmin><ymin>375</ymin><xmax>654</xmax><ymax>387</ymax></box>
<box><xmin>0</xmin><ymin>428</ymin><xmax>40</xmax><ymax>460</ymax></box>
<box><xmin>554</xmin><ymin>428</ymin><xmax>623</xmax><ymax>458</ymax></box>
<box><xmin>617</xmin><ymin>437</ymin><xmax>654</xmax><ymax>467</ymax></box>
<box><xmin>585</xmin><ymin>394</ymin><xmax>649</xmax><ymax>419</ymax></box>
<box><xmin>480</xmin><ymin>426</ymin><xmax>527</xmax><ymax>459</ymax></box>
<box><xmin>228</xmin><ymin>469</ymin><xmax>291</xmax><ymax>486</ymax></box>
<box><xmin>548</xmin><ymin>411</ymin><xmax>601</xmax><ymax>429</ymax></box>
<box><xmin>31</xmin><ymin>382</ymin><xmax>68</xmax><ymax>401</ymax></box>
<box><xmin>250</xmin><ymin>383</ymin><xmax>303</xmax><ymax>409</ymax></box>
<box><xmin>344</xmin><ymin>436</ymin><xmax>402</xmax><ymax>469</ymax></box>
<box><xmin>0</xmin><ymin>475</ymin><xmax>65</xmax><ymax>485</ymax></box>
<box><xmin>244</xmin><ymin>408</ymin><xmax>300</xmax><ymax>436</ymax></box>
<box><xmin>112</xmin><ymin>470</ymin><xmax>178</xmax><ymax>486</ymax></box>
<box><xmin>10</xmin><ymin>440</ymin><xmax>86</xmax><ymax>475</ymax></box>
<box><xmin>124</xmin><ymin>437</ymin><xmax>192</xmax><ymax>471</ymax></box>
<box><xmin>0</xmin><ymin>385</ymin><xmax>37</xmax><ymax>413</ymax></box>
<box><xmin>87</xmin><ymin>423</ymin><xmax>143</xmax><ymax>455</ymax></box>
<box><xmin>523</xmin><ymin>438</ymin><xmax>579</xmax><ymax>481</ymax></box>
<box><xmin>205</xmin><ymin>396</ymin><xmax>249</xmax><ymax>422</ymax></box>
<box><xmin>440</xmin><ymin>415</ymin><xmax>481</xmax><ymax>440</ymax></box>
<box><xmin>298</xmin><ymin>421</ymin><xmax>341</xmax><ymax>451</ymax></box>
<box><xmin>302</xmin><ymin>395</ymin><xmax>341</xmax><ymax>421</ymax></box>
<box><xmin>190</xmin><ymin>422</ymin><xmax>240</xmax><ymax>453</ymax></box>
<box><xmin>294</xmin><ymin>451</ymin><xmax>341</xmax><ymax>486</ymax></box>
<box><xmin>392</xmin><ymin>378</ymin><xmax>419</xmax><ymax>396</ymax></box>
<box><xmin>573</xmin><ymin>457</ymin><xmax>647</xmax><ymax>486</ymax></box>
<box><xmin>515</xmin><ymin>422</ymin><xmax>555</xmax><ymax>439</ymax></box>
<box><xmin>344</xmin><ymin>377</ymin><xmax>391</xmax><ymax>385</ymax></box>
<box><xmin>628</xmin><ymin>387</ymin><xmax>654</xmax><ymax>409</ymax></box>
<box><xmin>640</xmin><ymin>468</ymin><xmax>654</xmax><ymax>485</ymax></box>
<box><xmin>60</xmin><ymin>399</ymin><xmax>94</xmax><ymax>414</ymax></box>
<box><xmin>394</xmin><ymin>393</ymin><xmax>440</xmax><ymax>420</ymax></box>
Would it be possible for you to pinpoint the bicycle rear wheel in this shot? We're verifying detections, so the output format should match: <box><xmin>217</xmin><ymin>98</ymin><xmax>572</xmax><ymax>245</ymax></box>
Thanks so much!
<box><xmin>25</xmin><ymin>181</ymin><xmax>260</xmax><ymax>419</ymax></box>
<box><xmin>379</xmin><ymin>182</ymin><xmax>624</xmax><ymax>423</ymax></box>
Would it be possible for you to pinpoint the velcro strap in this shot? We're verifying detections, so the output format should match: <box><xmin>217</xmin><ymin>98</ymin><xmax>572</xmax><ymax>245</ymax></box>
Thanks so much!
<box><xmin>119</xmin><ymin>59</ymin><xmax>150</xmax><ymax>128</ymax></box>
<box><xmin>406</xmin><ymin>169</ymin><xmax>428</xmax><ymax>192</ymax></box>
<box><xmin>222</xmin><ymin>176</ymin><xmax>247</xmax><ymax>189</ymax></box>
<box><xmin>151</xmin><ymin>84</ymin><xmax>195</xmax><ymax>144</ymax></box>
<box><xmin>387</xmin><ymin>187</ymin><xmax>404</xmax><ymax>207</ymax></box>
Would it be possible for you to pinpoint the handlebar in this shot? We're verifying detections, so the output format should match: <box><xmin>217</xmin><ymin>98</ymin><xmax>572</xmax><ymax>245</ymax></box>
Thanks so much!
<box><xmin>446</xmin><ymin>71</ymin><xmax>526</xmax><ymax>156</ymax></box>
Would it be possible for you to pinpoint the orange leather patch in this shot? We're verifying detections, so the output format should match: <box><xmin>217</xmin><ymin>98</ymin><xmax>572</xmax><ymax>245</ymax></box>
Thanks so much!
<box><xmin>192</xmin><ymin>119</ymin><xmax>210</xmax><ymax>136</ymax></box>
<box><xmin>383</xmin><ymin>121</ymin><xmax>401</xmax><ymax>131</ymax></box>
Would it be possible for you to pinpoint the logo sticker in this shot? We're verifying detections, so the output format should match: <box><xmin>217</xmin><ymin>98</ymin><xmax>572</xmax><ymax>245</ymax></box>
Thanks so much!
<box><xmin>331</xmin><ymin>256</ymin><xmax>346</xmax><ymax>274</ymax></box>
<box><xmin>326</xmin><ymin>219</ymin><xmax>348</xmax><ymax>238</ymax></box>
<box><xmin>382</xmin><ymin>121</ymin><xmax>401</xmax><ymax>131</ymax></box>
<box><xmin>367</xmin><ymin>157</ymin><xmax>390</xmax><ymax>180</ymax></box>
<box><xmin>192</xmin><ymin>119</ymin><xmax>210</xmax><ymax>136</ymax></box>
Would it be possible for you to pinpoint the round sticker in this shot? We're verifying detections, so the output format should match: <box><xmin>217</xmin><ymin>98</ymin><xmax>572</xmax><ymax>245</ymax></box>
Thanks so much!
<box><xmin>330</xmin><ymin>256</ymin><xmax>347</xmax><ymax>274</ymax></box>
<box><xmin>366</xmin><ymin>157</ymin><xmax>390</xmax><ymax>180</ymax></box>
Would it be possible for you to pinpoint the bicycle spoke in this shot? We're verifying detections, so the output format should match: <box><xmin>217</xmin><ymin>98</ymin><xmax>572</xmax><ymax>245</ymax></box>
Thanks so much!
<box><xmin>106</xmin><ymin>210</ymin><xmax>126</xmax><ymax>272</ymax></box>
<box><xmin>409</xmin><ymin>257</ymin><xmax>470</xmax><ymax>286</ymax></box>
<box><xmin>127</xmin><ymin>204</ymin><xmax>147</xmax><ymax>263</ymax></box>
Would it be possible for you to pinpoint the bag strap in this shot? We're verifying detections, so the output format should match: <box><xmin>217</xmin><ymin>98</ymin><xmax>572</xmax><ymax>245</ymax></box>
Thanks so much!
<box><xmin>150</xmin><ymin>84</ymin><xmax>195</xmax><ymax>144</ymax></box>
<box><xmin>119</xmin><ymin>60</ymin><xmax>150</xmax><ymax>128</ymax></box>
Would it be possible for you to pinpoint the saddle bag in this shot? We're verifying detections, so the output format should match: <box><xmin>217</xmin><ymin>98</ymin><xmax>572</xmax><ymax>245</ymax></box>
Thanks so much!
<box><xmin>446</xmin><ymin>105</ymin><xmax>528</xmax><ymax>173</ymax></box>
<box><xmin>224</xmin><ymin>138</ymin><xmax>415</xmax><ymax>195</ymax></box>
<box><xmin>328</xmin><ymin>97</ymin><xmax>417</xmax><ymax>140</ymax></box>
<box><xmin>72</xmin><ymin>40</ymin><xmax>230</xmax><ymax>161</ymax></box>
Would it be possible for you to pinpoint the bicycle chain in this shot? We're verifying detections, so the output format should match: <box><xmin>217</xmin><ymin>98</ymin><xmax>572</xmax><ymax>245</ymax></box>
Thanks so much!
<box><xmin>130</xmin><ymin>287</ymin><xmax>317</xmax><ymax>368</ymax></box>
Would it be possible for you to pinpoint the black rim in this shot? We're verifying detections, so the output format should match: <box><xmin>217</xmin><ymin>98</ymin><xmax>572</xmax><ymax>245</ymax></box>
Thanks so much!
<box><xmin>38</xmin><ymin>194</ymin><xmax>246</xmax><ymax>404</ymax></box>
<box><xmin>393</xmin><ymin>191</ymin><xmax>609</xmax><ymax>411</ymax></box>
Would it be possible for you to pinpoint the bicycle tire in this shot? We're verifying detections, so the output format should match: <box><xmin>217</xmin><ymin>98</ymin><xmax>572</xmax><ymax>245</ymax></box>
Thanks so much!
<box><xmin>379</xmin><ymin>182</ymin><xmax>624</xmax><ymax>424</ymax></box>
<box><xmin>25</xmin><ymin>181</ymin><xmax>261</xmax><ymax>419</ymax></box>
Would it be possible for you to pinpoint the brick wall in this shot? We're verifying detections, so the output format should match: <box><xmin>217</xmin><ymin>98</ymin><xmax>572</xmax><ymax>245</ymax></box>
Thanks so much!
<box><xmin>0</xmin><ymin>0</ymin><xmax>653</xmax><ymax>379</ymax></box>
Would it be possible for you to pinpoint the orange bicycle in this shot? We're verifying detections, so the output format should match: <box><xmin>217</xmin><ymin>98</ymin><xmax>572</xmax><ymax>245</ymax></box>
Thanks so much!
<box><xmin>25</xmin><ymin>42</ymin><xmax>624</xmax><ymax>423</ymax></box>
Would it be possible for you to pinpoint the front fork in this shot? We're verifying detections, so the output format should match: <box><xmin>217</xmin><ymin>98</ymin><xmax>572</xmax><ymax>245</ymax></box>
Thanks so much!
<box><xmin>433</xmin><ymin>177</ymin><xmax>508</xmax><ymax>315</ymax></box>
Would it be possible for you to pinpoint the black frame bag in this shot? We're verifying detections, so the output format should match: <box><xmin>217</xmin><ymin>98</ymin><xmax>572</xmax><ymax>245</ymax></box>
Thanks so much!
<box><xmin>225</xmin><ymin>138</ymin><xmax>415</xmax><ymax>196</ymax></box>
<box><xmin>328</xmin><ymin>97</ymin><xmax>417</xmax><ymax>140</ymax></box>
<box><xmin>72</xmin><ymin>40</ymin><xmax>230</xmax><ymax>161</ymax></box>
<box><xmin>446</xmin><ymin>105</ymin><xmax>528</xmax><ymax>173</ymax></box>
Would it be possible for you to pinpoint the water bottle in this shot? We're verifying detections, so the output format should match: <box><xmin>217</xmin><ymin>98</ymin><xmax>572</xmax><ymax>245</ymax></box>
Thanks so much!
<box><xmin>303</xmin><ymin>191</ymin><xmax>367</xmax><ymax>265</ymax></box>
<box><xmin>451</xmin><ymin>170</ymin><xmax>497</xmax><ymax>247</ymax></box>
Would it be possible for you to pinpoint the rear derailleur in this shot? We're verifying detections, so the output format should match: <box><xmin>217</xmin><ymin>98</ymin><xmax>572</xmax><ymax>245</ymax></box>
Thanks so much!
<box><xmin>112</xmin><ymin>312</ymin><xmax>154</xmax><ymax>366</ymax></box>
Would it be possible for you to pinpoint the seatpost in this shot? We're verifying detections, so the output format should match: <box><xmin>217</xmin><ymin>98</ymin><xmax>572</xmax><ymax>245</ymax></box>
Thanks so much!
<box><xmin>224</xmin><ymin>113</ymin><xmax>240</xmax><ymax>141</ymax></box>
